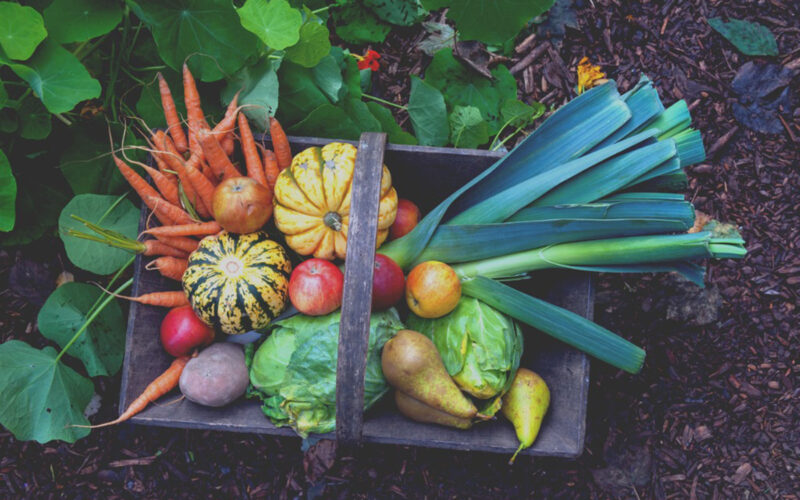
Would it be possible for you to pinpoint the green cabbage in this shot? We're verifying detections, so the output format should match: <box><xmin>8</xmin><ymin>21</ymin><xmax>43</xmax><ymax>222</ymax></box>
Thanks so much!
<box><xmin>249</xmin><ymin>308</ymin><xmax>404</xmax><ymax>437</ymax></box>
<box><xmin>407</xmin><ymin>297</ymin><xmax>523</xmax><ymax>400</ymax></box>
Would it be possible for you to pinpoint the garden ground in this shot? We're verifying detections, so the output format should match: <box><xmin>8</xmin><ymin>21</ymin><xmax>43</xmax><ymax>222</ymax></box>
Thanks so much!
<box><xmin>2</xmin><ymin>0</ymin><xmax>799</xmax><ymax>498</ymax></box>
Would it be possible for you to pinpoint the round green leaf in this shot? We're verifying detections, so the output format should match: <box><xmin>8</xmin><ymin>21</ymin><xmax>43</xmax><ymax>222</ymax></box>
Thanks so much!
<box><xmin>0</xmin><ymin>2</ymin><xmax>47</xmax><ymax>60</ymax></box>
<box><xmin>38</xmin><ymin>282</ymin><xmax>125</xmax><ymax>377</ymax></box>
<box><xmin>0</xmin><ymin>82</ymin><xmax>8</xmax><ymax>108</ymax></box>
<box><xmin>285</xmin><ymin>21</ymin><xmax>331</xmax><ymax>68</ymax></box>
<box><xmin>43</xmin><ymin>0</ymin><xmax>123</xmax><ymax>43</ymax></box>
<box><xmin>222</xmin><ymin>59</ymin><xmax>279</xmax><ymax>130</ymax></box>
<box><xmin>449</xmin><ymin>105</ymin><xmax>489</xmax><ymax>148</ymax></box>
<box><xmin>0</xmin><ymin>107</ymin><xmax>17</xmax><ymax>134</ymax></box>
<box><xmin>364</xmin><ymin>0</ymin><xmax>427</xmax><ymax>26</ymax></box>
<box><xmin>0</xmin><ymin>149</ymin><xmax>16</xmax><ymax>232</ymax></box>
<box><xmin>0</xmin><ymin>181</ymin><xmax>69</xmax><ymax>246</ymax></box>
<box><xmin>129</xmin><ymin>0</ymin><xmax>260</xmax><ymax>82</ymax></box>
<box><xmin>408</xmin><ymin>75</ymin><xmax>449</xmax><ymax>146</ymax></box>
<box><xmin>18</xmin><ymin>96</ymin><xmax>52</xmax><ymax>140</ymax></box>
<box><xmin>59</xmin><ymin>133</ymin><xmax>128</xmax><ymax>195</ymax></box>
<box><xmin>237</xmin><ymin>0</ymin><xmax>302</xmax><ymax>51</ymax></box>
<box><xmin>333</xmin><ymin>3</ymin><xmax>390</xmax><ymax>44</ymax></box>
<box><xmin>0</xmin><ymin>340</ymin><xmax>93</xmax><ymax>443</ymax></box>
<box><xmin>59</xmin><ymin>194</ymin><xmax>139</xmax><ymax>274</ymax></box>
<box><xmin>424</xmin><ymin>0</ymin><xmax>554</xmax><ymax>45</ymax></box>
<box><xmin>8</xmin><ymin>39</ymin><xmax>101</xmax><ymax>114</ymax></box>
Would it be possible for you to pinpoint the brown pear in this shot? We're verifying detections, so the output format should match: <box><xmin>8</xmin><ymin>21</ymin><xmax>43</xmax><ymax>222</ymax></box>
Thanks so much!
<box><xmin>382</xmin><ymin>330</ymin><xmax>477</xmax><ymax>419</ymax></box>
<box><xmin>395</xmin><ymin>391</ymin><xmax>473</xmax><ymax>430</ymax></box>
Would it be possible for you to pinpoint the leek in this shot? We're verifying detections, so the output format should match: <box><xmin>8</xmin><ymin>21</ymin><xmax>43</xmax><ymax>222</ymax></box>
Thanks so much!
<box><xmin>461</xmin><ymin>277</ymin><xmax>645</xmax><ymax>374</ymax></box>
<box><xmin>452</xmin><ymin>230</ymin><xmax>746</xmax><ymax>281</ymax></box>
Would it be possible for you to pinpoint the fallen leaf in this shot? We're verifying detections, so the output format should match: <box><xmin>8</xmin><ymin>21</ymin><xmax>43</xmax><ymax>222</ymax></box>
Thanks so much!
<box><xmin>303</xmin><ymin>439</ymin><xmax>336</xmax><ymax>483</ymax></box>
<box><xmin>731</xmin><ymin>61</ymin><xmax>796</xmax><ymax>134</ymax></box>
<box><xmin>417</xmin><ymin>21</ymin><xmax>455</xmax><ymax>56</ymax></box>
<box><xmin>709</xmin><ymin>18</ymin><xmax>778</xmax><ymax>56</ymax></box>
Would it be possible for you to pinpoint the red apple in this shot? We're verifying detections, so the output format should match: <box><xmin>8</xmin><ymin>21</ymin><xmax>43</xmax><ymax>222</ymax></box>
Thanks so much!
<box><xmin>390</xmin><ymin>199</ymin><xmax>420</xmax><ymax>240</ymax></box>
<box><xmin>372</xmin><ymin>254</ymin><xmax>405</xmax><ymax>310</ymax></box>
<box><xmin>212</xmin><ymin>176</ymin><xmax>273</xmax><ymax>234</ymax></box>
<box><xmin>289</xmin><ymin>258</ymin><xmax>344</xmax><ymax>315</ymax></box>
<box><xmin>160</xmin><ymin>305</ymin><xmax>215</xmax><ymax>357</ymax></box>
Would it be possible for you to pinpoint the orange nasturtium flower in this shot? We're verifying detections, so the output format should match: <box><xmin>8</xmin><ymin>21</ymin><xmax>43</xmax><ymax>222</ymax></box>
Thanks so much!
<box><xmin>352</xmin><ymin>50</ymin><xmax>381</xmax><ymax>71</ymax></box>
<box><xmin>576</xmin><ymin>57</ymin><xmax>607</xmax><ymax>94</ymax></box>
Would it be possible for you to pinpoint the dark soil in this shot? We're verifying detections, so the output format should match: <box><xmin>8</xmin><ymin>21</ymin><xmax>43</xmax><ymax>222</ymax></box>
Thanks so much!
<box><xmin>2</xmin><ymin>0</ymin><xmax>799</xmax><ymax>498</ymax></box>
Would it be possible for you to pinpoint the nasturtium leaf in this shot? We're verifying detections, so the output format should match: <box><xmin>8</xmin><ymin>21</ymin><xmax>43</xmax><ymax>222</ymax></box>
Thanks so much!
<box><xmin>424</xmin><ymin>48</ymin><xmax>517</xmax><ymax>135</ymax></box>
<box><xmin>0</xmin><ymin>181</ymin><xmax>69</xmax><ymax>246</ymax></box>
<box><xmin>449</xmin><ymin>105</ymin><xmax>489</xmax><ymax>148</ymax></box>
<box><xmin>333</xmin><ymin>2</ymin><xmax>391</xmax><ymax>44</ymax></box>
<box><xmin>421</xmin><ymin>0</ymin><xmax>554</xmax><ymax>45</ymax></box>
<box><xmin>128</xmin><ymin>0</ymin><xmax>259</xmax><ymax>82</ymax></box>
<box><xmin>0</xmin><ymin>149</ymin><xmax>16</xmax><ymax>232</ymax></box>
<box><xmin>407</xmin><ymin>75</ymin><xmax>449</xmax><ymax>147</ymax></box>
<box><xmin>0</xmin><ymin>340</ymin><xmax>93</xmax><ymax>443</ymax></box>
<box><xmin>343</xmin><ymin>97</ymin><xmax>382</xmax><ymax>133</ymax></box>
<box><xmin>43</xmin><ymin>0</ymin><xmax>123</xmax><ymax>43</ymax></box>
<box><xmin>500</xmin><ymin>99</ymin><xmax>545</xmax><ymax>128</ymax></box>
<box><xmin>0</xmin><ymin>82</ymin><xmax>7</xmax><ymax>108</ymax></box>
<box><xmin>285</xmin><ymin>21</ymin><xmax>331</xmax><ymax>68</ymax></box>
<box><xmin>366</xmin><ymin>101</ymin><xmax>418</xmax><ymax>145</ymax></box>
<box><xmin>311</xmin><ymin>54</ymin><xmax>344</xmax><ymax>103</ymax></box>
<box><xmin>18</xmin><ymin>97</ymin><xmax>51</xmax><ymax>140</ymax></box>
<box><xmin>0</xmin><ymin>108</ymin><xmax>17</xmax><ymax>134</ymax></box>
<box><xmin>59</xmin><ymin>134</ymin><xmax>128</xmax><ymax>195</ymax></box>
<box><xmin>288</xmin><ymin>103</ymin><xmax>362</xmax><ymax>140</ymax></box>
<box><xmin>277</xmin><ymin>60</ymin><xmax>333</xmax><ymax>125</ymax></box>
<box><xmin>223</xmin><ymin>59</ymin><xmax>279</xmax><ymax>130</ymax></box>
<box><xmin>330</xmin><ymin>46</ymin><xmax>362</xmax><ymax>101</ymax></box>
<box><xmin>0</xmin><ymin>2</ymin><xmax>47</xmax><ymax>60</ymax></box>
<box><xmin>7</xmin><ymin>40</ymin><xmax>101</xmax><ymax>114</ymax></box>
<box><xmin>708</xmin><ymin>17</ymin><xmax>778</xmax><ymax>56</ymax></box>
<box><xmin>364</xmin><ymin>0</ymin><xmax>427</xmax><ymax>26</ymax></box>
<box><xmin>135</xmin><ymin>70</ymin><xmax>185</xmax><ymax>129</ymax></box>
<box><xmin>237</xmin><ymin>0</ymin><xmax>302</xmax><ymax>51</ymax></box>
<box><xmin>59</xmin><ymin>194</ymin><xmax>139</xmax><ymax>274</ymax></box>
<box><xmin>38</xmin><ymin>283</ymin><xmax>125</xmax><ymax>377</ymax></box>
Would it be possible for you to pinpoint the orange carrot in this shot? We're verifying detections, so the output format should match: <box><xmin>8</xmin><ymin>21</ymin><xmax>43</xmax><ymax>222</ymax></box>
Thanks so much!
<box><xmin>146</xmin><ymin>256</ymin><xmax>189</xmax><ymax>281</ymax></box>
<box><xmin>183</xmin><ymin>155</ymin><xmax>216</xmax><ymax>215</ymax></box>
<box><xmin>145</xmin><ymin>195</ymin><xmax>195</xmax><ymax>226</ymax></box>
<box><xmin>141</xmin><ymin>164</ymin><xmax>180</xmax><ymax>206</ymax></box>
<box><xmin>150</xmin><ymin>141</ymin><xmax>179</xmax><ymax>186</ymax></box>
<box><xmin>142</xmin><ymin>239</ymin><xmax>189</xmax><ymax>258</ymax></box>
<box><xmin>200</xmin><ymin>157</ymin><xmax>219</xmax><ymax>185</ymax></box>
<box><xmin>156</xmin><ymin>135</ymin><xmax>209</xmax><ymax>218</ymax></box>
<box><xmin>113</xmin><ymin>155</ymin><xmax>172</xmax><ymax>224</ymax></box>
<box><xmin>215</xmin><ymin>91</ymin><xmax>240</xmax><ymax>156</ymax></box>
<box><xmin>73</xmin><ymin>356</ymin><xmax>190</xmax><ymax>428</ymax></box>
<box><xmin>114</xmin><ymin>291</ymin><xmax>190</xmax><ymax>308</ymax></box>
<box><xmin>260</xmin><ymin>146</ymin><xmax>280</xmax><ymax>191</ymax></box>
<box><xmin>197</xmin><ymin>128</ymin><xmax>240</xmax><ymax>180</ymax></box>
<box><xmin>270</xmin><ymin>116</ymin><xmax>292</xmax><ymax>170</ymax></box>
<box><xmin>157</xmin><ymin>73</ymin><xmax>188</xmax><ymax>154</ymax></box>
<box><xmin>238</xmin><ymin>113</ymin><xmax>268</xmax><ymax>186</ymax></box>
<box><xmin>183</xmin><ymin>63</ymin><xmax>209</xmax><ymax>157</ymax></box>
<box><xmin>154</xmin><ymin>234</ymin><xmax>200</xmax><ymax>254</ymax></box>
<box><xmin>143</xmin><ymin>221</ymin><xmax>221</xmax><ymax>238</ymax></box>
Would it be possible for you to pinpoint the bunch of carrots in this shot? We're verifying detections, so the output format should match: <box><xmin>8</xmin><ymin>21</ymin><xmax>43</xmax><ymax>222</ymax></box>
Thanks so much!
<box><xmin>74</xmin><ymin>64</ymin><xmax>294</xmax><ymax>429</ymax></box>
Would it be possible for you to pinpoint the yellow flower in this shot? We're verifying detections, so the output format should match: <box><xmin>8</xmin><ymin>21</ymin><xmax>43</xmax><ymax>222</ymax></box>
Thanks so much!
<box><xmin>576</xmin><ymin>57</ymin><xmax>606</xmax><ymax>94</ymax></box>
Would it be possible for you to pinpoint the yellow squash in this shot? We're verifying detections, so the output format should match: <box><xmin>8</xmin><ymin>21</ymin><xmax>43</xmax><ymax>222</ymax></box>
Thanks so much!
<box><xmin>273</xmin><ymin>142</ymin><xmax>398</xmax><ymax>260</ymax></box>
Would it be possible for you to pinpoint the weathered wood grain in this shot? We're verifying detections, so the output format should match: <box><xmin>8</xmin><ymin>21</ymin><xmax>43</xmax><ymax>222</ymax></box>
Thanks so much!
<box><xmin>335</xmin><ymin>133</ymin><xmax>387</xmax><ymax>447</ymax></box>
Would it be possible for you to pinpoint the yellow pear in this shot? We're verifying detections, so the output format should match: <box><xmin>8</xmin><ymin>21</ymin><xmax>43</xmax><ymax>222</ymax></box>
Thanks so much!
<box><xmin>394</xmin><ymin>391</ymin><xmax>473</xmax><ymax>429</ymax></box>
<box><xmin>501</xmin><ymin>368</ymin><xmax>550</xmax><ymax>464</ymax></box>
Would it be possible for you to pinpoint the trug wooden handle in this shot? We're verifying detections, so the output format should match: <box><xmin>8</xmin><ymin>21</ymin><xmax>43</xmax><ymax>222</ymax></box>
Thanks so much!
<box><xmin>335</xmin><ymin>132</ymin><xmax>387</xmax><ymax>447</ymax></box>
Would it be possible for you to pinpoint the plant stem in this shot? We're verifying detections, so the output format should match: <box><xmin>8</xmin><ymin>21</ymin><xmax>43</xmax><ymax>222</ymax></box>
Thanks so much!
<box><xmin>362</xmin><ymin>94</ymin><xmax>407</xmax><ymax>111</ymax></box>
<box><xmin>311</xmin><ymin>5</ymin><xmax>331</xmax><ymax>14</ymax></box>
<box><xmin>83</xmin><ymin>255</ymin><xmax>136</xmax><ymax>319</ymax></box>
<box><xmin>55</xmin><ymin>277</ymin><xmax>133</xmax><ymax>363</ymax></box>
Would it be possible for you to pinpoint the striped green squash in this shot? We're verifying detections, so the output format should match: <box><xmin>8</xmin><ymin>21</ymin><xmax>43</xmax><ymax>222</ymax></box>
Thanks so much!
<box><xmin>182</xmin><ymin>231</ymin><xmax>292</xmax><ymax>335</ymax></box>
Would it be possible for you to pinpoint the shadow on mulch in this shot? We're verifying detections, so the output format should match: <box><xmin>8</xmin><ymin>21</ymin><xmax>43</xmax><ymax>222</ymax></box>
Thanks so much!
<box><xmin>2</xmin><ymin>0</ymin><xmax>799</xmax><ymax>498</ymax></box>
